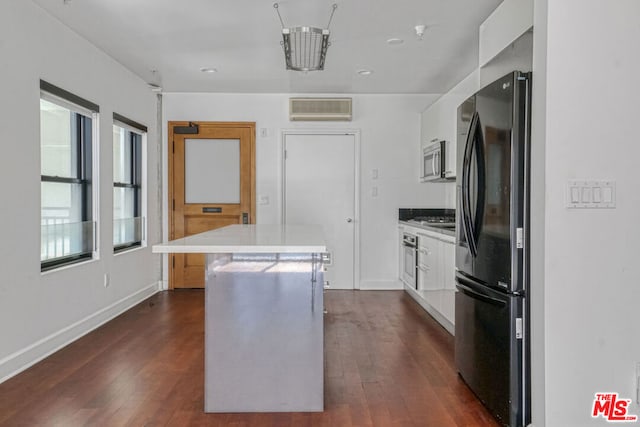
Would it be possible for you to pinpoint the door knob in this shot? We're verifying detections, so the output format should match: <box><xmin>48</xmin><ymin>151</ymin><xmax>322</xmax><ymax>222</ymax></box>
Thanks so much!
<box><xmin>346</xmin><ymin>218</ymin><xmax>353</xmax><ymax>223</ymax></box>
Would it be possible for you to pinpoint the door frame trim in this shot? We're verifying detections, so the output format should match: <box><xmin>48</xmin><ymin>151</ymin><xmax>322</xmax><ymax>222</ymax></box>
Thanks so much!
<box><xmin>280</xmin><ymin>129</ymin><xmax>361</xmax><ymax>290</ymax></box>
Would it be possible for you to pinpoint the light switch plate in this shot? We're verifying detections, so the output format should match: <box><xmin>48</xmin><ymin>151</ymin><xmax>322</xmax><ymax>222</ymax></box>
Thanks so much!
<box><xmin>566</xmin><ymin>180</ymin><xmax>615</xmax><ymax>209</ymax></box>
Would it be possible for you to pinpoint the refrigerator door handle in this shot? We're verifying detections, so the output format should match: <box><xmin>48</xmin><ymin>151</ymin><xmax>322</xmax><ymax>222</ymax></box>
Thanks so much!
<box><xmin>473</xmin><ymin>114</ymin><xmax>486</xmax><ymax>246</ymax></box>
<box><xmin>462</xmin><ymin>112</ymin><xmax>479</xmax><ymax>257</ymax></box>
<box><xmin>456</xmin><ymin>281</ymin><xmax>506</xmax><ymax>307</ymax></box>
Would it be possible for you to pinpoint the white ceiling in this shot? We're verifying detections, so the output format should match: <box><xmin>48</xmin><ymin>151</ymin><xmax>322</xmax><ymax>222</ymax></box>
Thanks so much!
<box><xmin>32</xmin><ymin>0</ymin><xmax>503</xmax><ymax>94</ymax></box>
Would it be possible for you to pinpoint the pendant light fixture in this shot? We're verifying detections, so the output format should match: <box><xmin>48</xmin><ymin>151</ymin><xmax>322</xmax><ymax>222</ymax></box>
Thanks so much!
<box><xmin>273</xmin><ymin>3</ymin><xmax>338</xmax><ymax>72</ymax></box>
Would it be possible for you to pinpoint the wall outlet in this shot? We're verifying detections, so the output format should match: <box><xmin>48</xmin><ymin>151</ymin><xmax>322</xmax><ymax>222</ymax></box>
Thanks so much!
<box><xmin>103</xmin><ymin>273</ymin><xmax>110</xmax><ymax>288</ymax></box>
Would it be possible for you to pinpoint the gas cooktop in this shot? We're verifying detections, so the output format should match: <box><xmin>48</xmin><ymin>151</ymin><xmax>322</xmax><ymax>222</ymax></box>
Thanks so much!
<box><xmin>412</xmin><ymin>216</ymin><xmax>455</xmax><ymax>224</ymax></box>
<box><xmin>398</xmin><ymin>208</ymin><xmax>456</xmax><ymax>230</ymax></box>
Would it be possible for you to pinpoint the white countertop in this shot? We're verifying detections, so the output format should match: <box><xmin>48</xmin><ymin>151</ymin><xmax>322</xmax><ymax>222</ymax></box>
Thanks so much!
<box><xmin>152</xmin><ymin>224</ymin><xmax>327</xmax><ymax>254</ymax></box>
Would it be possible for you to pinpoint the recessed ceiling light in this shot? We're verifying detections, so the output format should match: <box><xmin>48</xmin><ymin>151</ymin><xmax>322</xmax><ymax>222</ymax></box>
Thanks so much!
<box><xmin>200</xmin><ymin>67</ymin><xmax>218</xmax><ymax>73</ymax></box>
<box><xmin>357</xmin><ymin>69</ymin><xmax>373</xmax><ymax>76</ymax></box>
<box><xmin>387</xmin><ymin>38</ymin><xmax>404</xmax><ymax>45</ymax></box>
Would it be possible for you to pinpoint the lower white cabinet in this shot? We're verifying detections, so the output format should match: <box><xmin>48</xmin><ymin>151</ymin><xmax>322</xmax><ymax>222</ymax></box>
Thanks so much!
<box><xmin>417</xmin><ymin>234</ymin><xmax>439</xmax><ymax>290</ymax></box>
<box><xmin>402</xmin><ymin>226</ymin><xmax>456</xmax><ymax>334</ymax></box>
<box><xmin>417</xmin><ymin>232</ymin><xmax>455</xmax><ymax>292</ymax></box>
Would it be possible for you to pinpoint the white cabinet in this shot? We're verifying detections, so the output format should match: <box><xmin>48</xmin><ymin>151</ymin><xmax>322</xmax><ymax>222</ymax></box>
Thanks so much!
<box><xmin>401</xmin><ymin>229</ymin><xmax>456</xmax><ymax>333</ymax></box>
<box><xmin>441</xmin><ymin>238</ymin><xmax>455</xmax><ymax>290</ymax></box>
<box><xmin>439</xmin><ymin>239</ymin><xmax>456</xmax><ymax>324</ymax></box>
<box><xmin>419</xmin><ymin>70</ymin><xmax>480</xmax><ymax>182</ymax></box>
<box><xmin>417</xmin><ymin>232</ymin><xmax>455</xmax><ymax>292</ymax></box>
<box><xmin>400</xmin><ymin>224</ymin><xmax>457</xmax><ymax>334</ymax></box>
<box><xmin>417</xmin><ymin>233</ymin><xmax>439</xmax><ymax>290</ymax></box>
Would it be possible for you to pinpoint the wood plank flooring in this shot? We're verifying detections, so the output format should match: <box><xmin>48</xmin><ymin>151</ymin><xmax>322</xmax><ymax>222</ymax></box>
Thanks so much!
<box><xmin>0</xmin><ymin>290</ymin><xmax>499</xmax><ymax>426</ymax></box>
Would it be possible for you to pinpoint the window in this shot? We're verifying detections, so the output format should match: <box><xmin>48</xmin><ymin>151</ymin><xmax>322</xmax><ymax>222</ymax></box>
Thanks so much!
<box><xmin>40</xmin><ymin>81</ymin><xmax>99</xmax><ymax>271</ymax></box>
<box><xmin>113</xmin><ymin>113</ymin><xmax>146</xmax><ymax>252</ymax></box>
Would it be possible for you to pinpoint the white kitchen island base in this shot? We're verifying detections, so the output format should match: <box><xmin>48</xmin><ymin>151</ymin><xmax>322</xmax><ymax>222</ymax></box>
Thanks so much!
<box><xmin>152</xmin><ymin>225</ymin><xmax>327</xmax><ymax>413</ymax></box>
<box><xmin>204</xmin><ymin>253</ymin><xmax>324</xmax><ymax>412</ymax></box>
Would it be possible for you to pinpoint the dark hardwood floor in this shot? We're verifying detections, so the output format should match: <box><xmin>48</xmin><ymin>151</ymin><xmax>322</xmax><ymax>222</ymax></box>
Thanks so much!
<box><xmin>0</xmin><ymin>290</ymin><xmax>498</xmax><ymax>426</ymax></box>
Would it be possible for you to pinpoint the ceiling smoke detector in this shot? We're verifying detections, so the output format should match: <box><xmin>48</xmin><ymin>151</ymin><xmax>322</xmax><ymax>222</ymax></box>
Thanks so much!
<box><xmin>415</xmin><ymin>25</ymin><xmax>426</xmax><ymax>40</ymax></box>
<box><xmin>274</xmin><ymin>3</ymin><xmax>338</xmax><ymax>72</ymax></box>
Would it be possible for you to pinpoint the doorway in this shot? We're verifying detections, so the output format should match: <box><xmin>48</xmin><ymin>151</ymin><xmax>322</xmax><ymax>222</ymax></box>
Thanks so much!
<box><xmin>168</xmin><ymin>121</ymin><xmax>255</xmax><ymax>289</ymax></box>
<box><xmin>283</xmin><ymin>131</ymin><xmax>359</xmax><ymax>290</ymax></box>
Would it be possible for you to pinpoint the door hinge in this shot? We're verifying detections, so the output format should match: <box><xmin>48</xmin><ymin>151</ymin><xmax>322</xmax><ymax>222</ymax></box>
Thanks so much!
<box><xmin>515</xmin><ymin>317</ymin><xmax>523</xmax><ymax>339</ymax></box>
<box><xmin>172</xmin><ymin>256</ymin><xmax>175</xmax><ymax>268</ymax></box>
<box><xmin>516</xmin><ymin>227</ymin><xmax>524</xmax><ymax>249</ymax></box>
<box><xmin>172</xmin><ymin>140</ymin><xmax>175</xmax><ymax>153</ymax></box>
<box><xmin>172</xmin><ymin>199</ymin><xmax>175</xmax><ymax>210</ymax></box>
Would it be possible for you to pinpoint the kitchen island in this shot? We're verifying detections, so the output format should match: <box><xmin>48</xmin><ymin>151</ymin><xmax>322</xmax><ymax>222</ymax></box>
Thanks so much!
<box><xmin>153</xmin><ymin>224</ymin><xmax>326</xmax><ymax>413</ymax></box>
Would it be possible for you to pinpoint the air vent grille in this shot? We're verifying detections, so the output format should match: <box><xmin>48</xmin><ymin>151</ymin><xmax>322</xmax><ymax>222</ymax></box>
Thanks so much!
<box><xmin>289</xmin><ymin>97</ymin><xmax>352</xmax><ymax>121</ymax></box>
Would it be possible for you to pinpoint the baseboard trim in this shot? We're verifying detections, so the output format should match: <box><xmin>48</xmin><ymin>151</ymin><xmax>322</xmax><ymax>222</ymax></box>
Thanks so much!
<box><xmin>0</xmin><ymin>281</ymin><xmax>161</xmax><ymax>384</ymax></box>
<box><xmin>359</xmin><ymin>279</ymin><xmax>403</xmax><ymax>290</ymax></box>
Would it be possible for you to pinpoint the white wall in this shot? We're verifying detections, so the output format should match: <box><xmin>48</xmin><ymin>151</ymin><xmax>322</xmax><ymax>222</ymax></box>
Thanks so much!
<box><xmin>534</xmin><ymin>1</ymin><xmax>640</xmax><ymax>425</ymax></box>
<box><xmin>162</xmin><ymin>93</ymin><xmax>439</xmax><ymax>289</ymax></box>
<box><xmin>530</xmin><ymin>0</ymin><xmax>548</xmax><ymax>424</ymax></box>
<box><xmin>0</xmin><ymin>0</ymin><xmax>161</xmax><ymax>382</ymax></box>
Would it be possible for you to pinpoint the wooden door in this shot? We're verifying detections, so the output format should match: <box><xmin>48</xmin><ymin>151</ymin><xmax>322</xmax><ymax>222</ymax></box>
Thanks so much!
<box><xmin>169</xmin><ymin>121</ymin><xmax>255</xmax><ymax>289</ymax></box>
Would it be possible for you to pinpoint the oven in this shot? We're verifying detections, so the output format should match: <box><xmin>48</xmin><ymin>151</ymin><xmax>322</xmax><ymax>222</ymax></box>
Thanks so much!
<box><xmin>401</xmin><ymin>232</ymin><xmax>418</xmax><ymax>288</ymax></box>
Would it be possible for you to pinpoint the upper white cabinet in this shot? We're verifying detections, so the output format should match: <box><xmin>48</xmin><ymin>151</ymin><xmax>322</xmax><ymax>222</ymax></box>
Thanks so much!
<box><xmin>420</xmin><ymin>70</ymin><xmax>480</xmax><ymax>182</ymax></box>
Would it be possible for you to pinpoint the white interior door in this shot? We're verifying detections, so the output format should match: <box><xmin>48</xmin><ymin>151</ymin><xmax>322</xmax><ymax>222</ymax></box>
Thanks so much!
<box><xmin>284</xmin><ymin>133</ymin><xmax>356</xmax><ymax>290</ymax></box>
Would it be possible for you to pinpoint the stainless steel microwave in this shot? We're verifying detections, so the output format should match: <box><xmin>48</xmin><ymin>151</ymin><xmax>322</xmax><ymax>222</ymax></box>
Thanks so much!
<box><xmin>421</xmin><ymin>140</ymin><xmax>453</xmax><ymax>182</ymax></box>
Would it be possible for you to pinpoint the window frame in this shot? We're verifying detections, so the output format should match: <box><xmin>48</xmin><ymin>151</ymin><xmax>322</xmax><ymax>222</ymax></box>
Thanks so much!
<box><xmin>40</xmin><ymin>80</ymin><xmax>100</xmax><ymax>272</ymax></box>
<box><xmin>112</xmin><ymin>113</ymin><xmax>147</xmax><ymax>253</ymax></box>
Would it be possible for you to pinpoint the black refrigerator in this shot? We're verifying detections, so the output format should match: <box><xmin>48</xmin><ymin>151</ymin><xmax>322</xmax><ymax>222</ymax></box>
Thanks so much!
<box><xmin>454</xmin><ymin>71</ymin><xmax>531</xmax><ymax>427</ymax></box>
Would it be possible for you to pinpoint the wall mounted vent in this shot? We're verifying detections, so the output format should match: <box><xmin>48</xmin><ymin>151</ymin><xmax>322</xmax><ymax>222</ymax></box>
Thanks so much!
<box><xmin>289</xmin><ymin>97</ymin><xmax>352</xmax><ymax>121</ymax></box>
